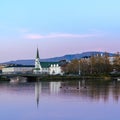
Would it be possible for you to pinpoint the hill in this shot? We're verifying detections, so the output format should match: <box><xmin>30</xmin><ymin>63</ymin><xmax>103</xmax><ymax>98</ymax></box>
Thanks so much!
<box><xmin>2</xmin><ymin>51</ymin><xmax>115</xmax><ymax>65</ymax></box>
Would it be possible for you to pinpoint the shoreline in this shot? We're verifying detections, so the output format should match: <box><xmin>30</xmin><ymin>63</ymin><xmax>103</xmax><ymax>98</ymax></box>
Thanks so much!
<box><xmin>0</xmin><ymin>74</ymin><xmax>119</xmax><ymax>82</ymax></box>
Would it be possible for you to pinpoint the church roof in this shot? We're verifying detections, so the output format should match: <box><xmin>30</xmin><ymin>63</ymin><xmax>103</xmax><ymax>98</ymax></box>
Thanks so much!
<box><xmin>40</xmin><ymin>62</ymin><xmax>59</xmax><ymax>68</ymax></box>
<box><xmin>35</xmin><ymin>48</ymin><xmax>59</xmax><ymax>68</ymax></box>
<box><xmin>4</xmin><ymin>62</ymin><xmax>59</xmax><ymax>68</ymax></box>
<box><xmin>36</xmin><ymin>48</ymin><xmax>39</xmax><ymax>58</ymax></box>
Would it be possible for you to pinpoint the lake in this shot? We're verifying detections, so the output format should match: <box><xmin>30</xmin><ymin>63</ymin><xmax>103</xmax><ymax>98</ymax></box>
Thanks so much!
<box><xmin>0</xmin><ymin>79</ymin><xmax>120</xmax><ymax>120</ymax></box>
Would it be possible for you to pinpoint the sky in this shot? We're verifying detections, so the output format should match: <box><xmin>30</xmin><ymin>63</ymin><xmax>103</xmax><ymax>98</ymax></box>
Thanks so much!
<box><xmin>0</xmin><ymin>0</ymin><xmax>120</xmax><ymax>62</ymax></box>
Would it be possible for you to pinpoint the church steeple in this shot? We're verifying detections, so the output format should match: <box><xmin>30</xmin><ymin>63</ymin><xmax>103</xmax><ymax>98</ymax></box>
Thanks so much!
<box><xmin>34</xmin><ymin>47</ymin><xmax>42</xmax><ymax>74</ymax></box>
<box><xmin>36</xmin><ymin>48</ymin><xmax>39</xmax><ymax>59</ymax></box>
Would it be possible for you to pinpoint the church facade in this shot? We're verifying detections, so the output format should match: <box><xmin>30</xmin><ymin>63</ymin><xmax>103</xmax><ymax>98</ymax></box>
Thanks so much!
<box><xmin>33</xmin><ymin>48</ymin><xmax>62</xmax><ymax>75</ymax></box>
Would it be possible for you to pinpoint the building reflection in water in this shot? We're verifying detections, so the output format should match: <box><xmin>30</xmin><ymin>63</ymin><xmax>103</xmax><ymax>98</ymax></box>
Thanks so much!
<box><xmin>79</xmin><ymin>80</ymin><xmax>86</xmax><ymax>88</ymax></box>
<box><xmin>35</xmin><ymin>81</ymin><xmax>61</xmax><ymax>107</ymax></box>
<box><xmin>34</xmin><ymin>80</ymin><xmax>120</xmax><ymax>107</ymax></box>
<box><xmin>50</xmin><ymin>82</ymin><xmax>61</xmax><ymax>94</ymax></box>
<box><xmin>35</xmin><ymin>80</ymin><xmax>41</xmax><ymax>108</ymax></box>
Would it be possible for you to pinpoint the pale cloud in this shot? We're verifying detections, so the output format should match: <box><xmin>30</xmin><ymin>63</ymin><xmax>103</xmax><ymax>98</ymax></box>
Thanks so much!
<box><xmin>24</xmin><ymin>33</ymin><xmax>99</xmax><ymax>40</ymax></box>
<box><xmin>19</xmin><ymin>28</ymin><xmax>29</xmax><ymax>33</ymax></box>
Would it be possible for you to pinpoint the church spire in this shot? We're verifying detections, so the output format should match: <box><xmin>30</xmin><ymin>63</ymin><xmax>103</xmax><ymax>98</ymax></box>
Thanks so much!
<box><xmin>36</xmin><ymin>48</ymin><xmax>39</xmax><ymax>58</ymax></box>
<box><xmin>34</xmin><ymin>47</ymin><xmax>42</xmax><ymax>74</ymax></box>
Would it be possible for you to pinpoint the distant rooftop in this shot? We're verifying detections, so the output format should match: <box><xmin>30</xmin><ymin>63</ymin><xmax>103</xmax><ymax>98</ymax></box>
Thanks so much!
<box><xmin>4</xmin><ymin>62</ymin><xmax>59</xmax><ymax>68</ymax></box>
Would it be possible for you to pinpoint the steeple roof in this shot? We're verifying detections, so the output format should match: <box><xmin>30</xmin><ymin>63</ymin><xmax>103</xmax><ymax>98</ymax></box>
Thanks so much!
<box><xmin>36</xmin><ymin>48</ymin><xmax>39</xmax><ymax>58</ymax></box>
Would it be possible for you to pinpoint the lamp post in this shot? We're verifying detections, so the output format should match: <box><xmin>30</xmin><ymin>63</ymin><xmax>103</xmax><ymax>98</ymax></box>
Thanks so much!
<box><xmin>79</xmin><ymin>60</ymin><xmax>81</xmax><ymax>75</ymax></box>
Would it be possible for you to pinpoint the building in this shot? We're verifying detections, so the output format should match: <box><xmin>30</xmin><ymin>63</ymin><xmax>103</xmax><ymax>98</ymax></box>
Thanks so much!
<box><xmin>2</xmin><ymin>48</ymin><xmax>63</xmax><ymax>75</ymax></box>
<box><xmin>49</xmin><ymin>64</ymin><xmax>62</xmax><ymax>75</ymax></box>
<box><xmin>33</xmin><ymin>48</ymin><xmax>42</xmax><ymax>74</ymax></box>
<box><xmin>33</xmin><ymin>48</ymin><xmax>62</xmax><ymax>75</ymax></box>
<box><xmin>0</xmin><ymin>65</ymin><xmax>5</xmax><ymax>73</ymax></box>
<box><xmin>2</xmin><ymin>65</ymin><xmax>34</xmax><ymax>74</ymax></box>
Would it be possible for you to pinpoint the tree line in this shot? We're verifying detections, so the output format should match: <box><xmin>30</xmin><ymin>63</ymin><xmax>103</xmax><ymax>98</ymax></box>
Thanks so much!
<box><xmin>62</xmin><ymin>52</ymin><xmax>120</xmax><ymax>76</ymax></box>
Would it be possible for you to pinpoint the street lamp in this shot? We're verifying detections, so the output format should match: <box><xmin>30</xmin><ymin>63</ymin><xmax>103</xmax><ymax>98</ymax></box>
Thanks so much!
<box><xmin>79</xmin><ymin>60</ymin><xmax>81</xmax><ymax>75</ymax></box>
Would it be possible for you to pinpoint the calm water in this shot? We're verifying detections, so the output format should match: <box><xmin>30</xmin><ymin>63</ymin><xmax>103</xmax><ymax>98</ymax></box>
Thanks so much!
<box><xmin>0</xmin><ymin>80</ymin><xmax>120</xmax><ymax>120</ymax></box>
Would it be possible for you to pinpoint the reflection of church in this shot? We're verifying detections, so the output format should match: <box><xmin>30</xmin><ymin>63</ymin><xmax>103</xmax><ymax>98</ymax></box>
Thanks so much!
<box><xmin>35</xmin><ymin>81</ymin><xmax>61</xmax><ymax>108</ymax></box>
<box><xmin>35</xmin><ymin>81</ymin><xmax>41</xmax><ymax>108</ymax></box>
<box><xmin>33</xmin><ymin>48</ymin><xmax>62</xmax><ymax>75</ymax></box>
<box><xmin>50</xmin><ymin>82</ymin><xmax>61</xmax><ymax>94</ymax></box>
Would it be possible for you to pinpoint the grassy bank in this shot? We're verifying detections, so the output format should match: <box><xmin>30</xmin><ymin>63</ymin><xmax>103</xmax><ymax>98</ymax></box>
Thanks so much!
<box><xmin>27</xmin><ymin>75</ymin><xmax>113</xmax><ymax>82</ymax></box>
<box><xmin>0</xmin><ymin>76</ymin><xmax>10</xmax><ymax>81</ymax></box>
<box><xmin>0</xmin><ymin>74</ymin><xmax>119</xmax><ymax>82</ymax></box>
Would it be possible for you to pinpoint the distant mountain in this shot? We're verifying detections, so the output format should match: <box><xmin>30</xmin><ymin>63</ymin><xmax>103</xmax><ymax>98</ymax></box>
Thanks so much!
<box><xmin>2</xmin><ymin>51</ymin><xmax>115</xmax><ymax>65</ymax></box>
<box><xmin>45</xmin><ymin>51</ymin><xmax>115</xmax><ymax>62</ymax></box>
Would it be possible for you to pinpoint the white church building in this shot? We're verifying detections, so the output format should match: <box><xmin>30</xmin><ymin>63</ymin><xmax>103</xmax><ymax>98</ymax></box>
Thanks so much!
<box><xmin>33</xmin><ymin>48</ymin><xmax>62</xmax><ymax>75</ymax></box>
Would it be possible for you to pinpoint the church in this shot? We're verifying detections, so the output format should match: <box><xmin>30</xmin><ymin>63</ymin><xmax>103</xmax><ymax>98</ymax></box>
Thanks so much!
<box><xmin>33</xmin><ymin>48</ymin><xmax>62</xmax><ymax>75</ymax></box>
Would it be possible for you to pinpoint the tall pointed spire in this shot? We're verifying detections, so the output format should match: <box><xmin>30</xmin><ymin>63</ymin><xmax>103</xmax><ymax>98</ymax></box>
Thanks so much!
<box><xmin>36</xmin><ymin>48</ymin><xmax>39</xmax><ymax>58</ymax></box>
<box><xmin>34</xmin><ymin>47</ymin><xmax>42</xmax><ymax>74</ymax></box>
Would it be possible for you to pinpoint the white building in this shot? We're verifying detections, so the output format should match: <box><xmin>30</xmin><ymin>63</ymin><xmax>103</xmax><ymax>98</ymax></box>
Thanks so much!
<box><xmin>49</xmin><ymin>64</ymin><xmax>62</xmax><ymax>75</ymax></box>
<box><xmin>109</xmin><ymin>56</ymin><xmax>114</xmax><ymax>64</ymax></box>
<box><xmin>33</xmin><ymin>48</ymin><xmax>62</xmax><ymax>75</ymax></box>
<box><xmin>2</xmin><ymin>66</ymin><xmax>33</xmax><ymax>74</ymax></box>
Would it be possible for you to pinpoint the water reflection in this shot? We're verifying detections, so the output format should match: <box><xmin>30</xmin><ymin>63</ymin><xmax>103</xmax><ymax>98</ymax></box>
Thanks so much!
<box><xmin>33</xmin><ymin>80</ymin><xmax>120</xmax><ymax>107</ymax></box>
<box><xmin>50</xmin><ymin>82</ymin><xmax>61</xmax><ymax>94</ymax></box>
<box><xmin>35</xmin><ymin>80</ymin><xmax>41</xmax><ymax>108</ymax></box>
<box><xmin>1</xmin><ymin>80</ymin><xmax>120</xmax><ymax>120</ymax></box>
<box><xmin>1</xmin><ymin>80</ymin><xmax>120</xmax><ymax>105</ymax></box>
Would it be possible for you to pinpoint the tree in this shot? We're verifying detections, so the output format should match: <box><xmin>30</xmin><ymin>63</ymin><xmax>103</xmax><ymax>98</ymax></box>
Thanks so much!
<box><xmin>62</xmin><ymin>52</ymin><xmax>116</xmax><ymax>75</ymax></box>
<box><xmin>113</xmin><ymin>52</ymin><xmax>120</xmax><ymax>72</ymax></box>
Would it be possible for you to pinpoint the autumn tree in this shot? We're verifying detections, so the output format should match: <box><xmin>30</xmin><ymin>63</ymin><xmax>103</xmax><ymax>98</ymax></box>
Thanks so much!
<box><xmin>113</xmin><ymin>52</ymin><xmax>120</xmax><ymax>72</ymax></box>
<box><xmin>62</xmin><ymin>53</ymin><xmax>116</xmax><ymax>75</ymax></box>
